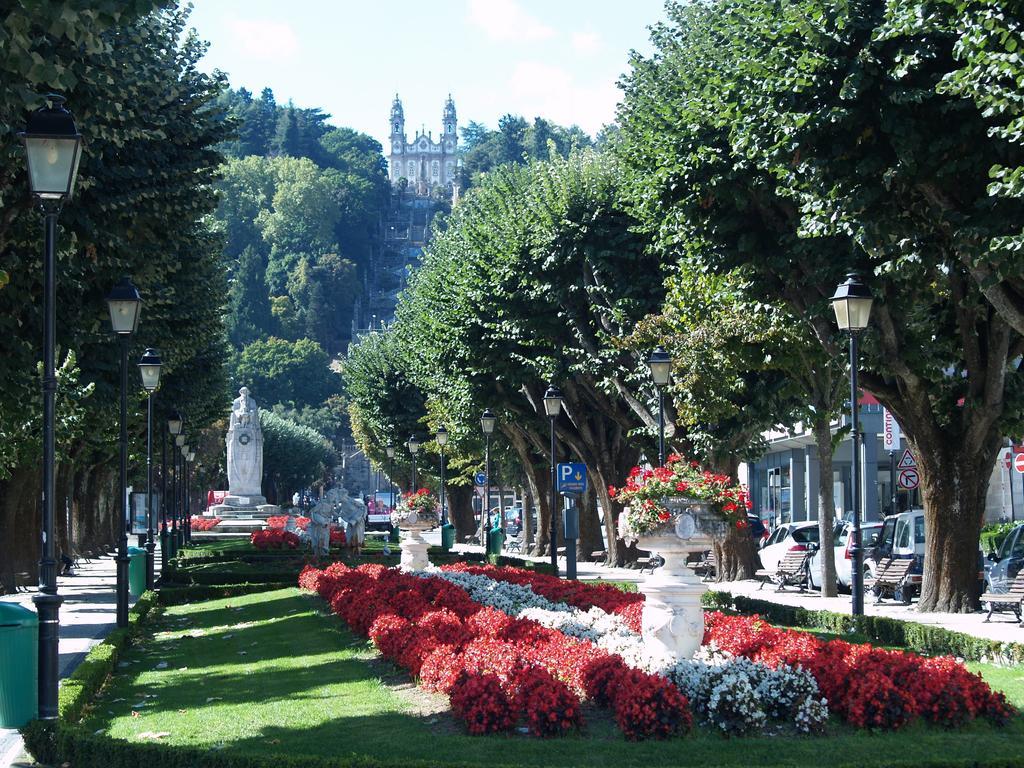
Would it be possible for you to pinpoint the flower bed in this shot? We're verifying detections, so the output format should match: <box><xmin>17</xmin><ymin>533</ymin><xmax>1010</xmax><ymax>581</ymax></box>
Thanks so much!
<box><xmin>267</xmin><ymin>515</ymin><xmax>310</xmax><ymax>531</ymax></box>
<box><xmin>704</xmin><ymin>613</ymin><xmax>1015</xmax><ymax>730</ymax></box>
<box><xmin>251</xmin><ymin>529</ymin><xmax>301</xmax><ymax>549</ymax></box>
<box><xmin>190</xmin><ymin>516</ymin><xmax>221</xmax><ymax>531</ymax></box>
<box><xmin>299</xmin><ymin>563</ymin><xmax>691</xmax><ymax>740</ymax></box>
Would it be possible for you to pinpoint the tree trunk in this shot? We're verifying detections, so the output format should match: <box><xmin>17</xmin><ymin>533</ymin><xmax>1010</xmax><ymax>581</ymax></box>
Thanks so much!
<box><xmin>0</xmin><ymin>468</ymin><xmax>40</xmax><ymax>593</ymax></box>
<box><xmin>812</xmin><ymin>416</ymin><xmax>839</xmax><ymax>597</ymax></box>
<box><xmin>577</xmin><ymin>483</ymin><xmax>603</xmax><ymax>561</ymax></box>
<box><xmin>447</xmin><ymin>484</ymin><xmax>476</xmax><ymax>542</ymax></box>
<box><xmin>713</xmin><ymin>526</ymin><xmax>757</xmax><ymax>581</ymax></box>
<box><xmin>913</xmin><ymin>435</ymin><xmax>998</xmax><ymax>612</ymax></box>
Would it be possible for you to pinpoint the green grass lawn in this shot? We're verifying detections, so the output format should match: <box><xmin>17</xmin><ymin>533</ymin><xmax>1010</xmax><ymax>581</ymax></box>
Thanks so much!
<box><xmin>80</xmin><ymin>588</ymin><xmax>1024</xmax><ymax>768</ymax></box>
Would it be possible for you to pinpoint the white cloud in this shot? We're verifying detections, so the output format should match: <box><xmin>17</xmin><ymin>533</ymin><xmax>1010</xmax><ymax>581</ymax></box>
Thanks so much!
<box><xmin>466</xmin><ymin>0</ymin><xmax>554</xmax><ymax>42</ymax></box>
<box><xmin>227</xmin><ymin>18</ymin><xmax>299</xmax><ymax>58</ymax></box>
<box><xmin>571</xmin><ymin>30</ymin><xmax>601</xmax><ymax>55</ymax></box>
<box><xmin>506</xmin><ymin>60</ymin><xmax>620</xmax><ymax>136</ymax></box>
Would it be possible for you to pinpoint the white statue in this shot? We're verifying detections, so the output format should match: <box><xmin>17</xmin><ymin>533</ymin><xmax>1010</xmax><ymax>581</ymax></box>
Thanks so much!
<box><xmin>308</xmin><ymin>498</ymin><xmax>333</xmax><ymax>557</ymax></box>
<box><xmin>226</xmin><ymin>386</ymin><xmax>265</xmax><ymax>504</ymax></box>
<box><xmin>334</xmin><ymin>490</ymin><xmax>367</xmax><ymax>552</ymax></box>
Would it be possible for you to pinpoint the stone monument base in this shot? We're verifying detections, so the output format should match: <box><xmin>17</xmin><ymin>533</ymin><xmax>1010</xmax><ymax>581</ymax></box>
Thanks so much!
<box><xmin>208</xmin><ymin>502</ymin><xmax>279</xmax><ymax>519</ymax></box>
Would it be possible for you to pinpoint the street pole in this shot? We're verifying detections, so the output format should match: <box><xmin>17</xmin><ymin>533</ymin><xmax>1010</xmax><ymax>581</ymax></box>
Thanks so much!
<box><xmin>34</xmin><ymin>204</ymin><xmax>63</xmax><ymax>719</ymax></box>
<box><xmin>549</xmin><ymin>415</ymin><xmax>558</xmax><ymax>576</ymax></box>
<box><xmin>145</xmin><ymin>391</ymin><xmax>155</xmax><ymax>589</ymax></box>
<box><xmin>160</xmin><ymin>425</ymin><xmax>168</xmax><ymax>569</ymax></box>
<box><xmin>170</xmin><ymin>440</ymin><xmax>178</xmax><ymax>558</ymax></box>
<box><xmin>657</xmin><ymin>386</ymin><xmax>665</xmax><ymax>466</ymax></box>
<box><xmin>483</xmin><ymin>434</ymin><xmax>492</xmax><ymax>554</ymax></box>
<box><xmin>116</xmin><ymin>334</ymin><xmax>130</xmax><ymax>628</ymax></box>
<box><xmin>440</xmin><ymin>447</ymin><xmax>447</xmax><ymax>525</ymax></box>
<box><xmin>850</xmin><ymin>331</ymin><xmax>865</xmax><ymax>617</ymax></box>
<box><xmin>889</xmin><ymin>449</ymin><xmax>897</xmax><ymax>516</ymax></box>
<box><xmin>389</xmin><ymin>456</ymin><xmax>395</xmax><ymax>509</ymax></box>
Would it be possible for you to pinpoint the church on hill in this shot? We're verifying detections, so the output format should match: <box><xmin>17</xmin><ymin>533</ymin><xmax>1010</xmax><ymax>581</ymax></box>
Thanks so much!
<box><xmin>388</xmin><ymin>94</ymin><xmax>458</xmax><ymax>196</ymax></box>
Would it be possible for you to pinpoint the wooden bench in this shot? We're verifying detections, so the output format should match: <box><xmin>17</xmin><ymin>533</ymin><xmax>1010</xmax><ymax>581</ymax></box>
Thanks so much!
<box><xmin>980</xmin><ymin>573</ymin><xmax>1024</xmax><ymax>623</ymax></box>
<box><xmin>691</xmin><ymin>550</ymin><xmax>717</xmax><ymax>582</ymax></box>
<box><xmin>864</xmin><ymin>557</ymin><xmax>915</xmax><ymax>604</ymax></box>
<box><xmin>638</xmin><ymin>554</ymin><xmax>664</xmax><ymax>575</ymax></box>
<box><xmin>505</xmin><ymin>534</ymin><xmax>525</xmax><ymax>553</ymax></box>
<box><xmin>756</xmin><ymin>548</ymin><xmax>812</xmax><ymax>592</ymax></box>
<box><xmin>590</xmin><ymin>550</ymin><xmax>607</xmax><ymax>563</ymax></box>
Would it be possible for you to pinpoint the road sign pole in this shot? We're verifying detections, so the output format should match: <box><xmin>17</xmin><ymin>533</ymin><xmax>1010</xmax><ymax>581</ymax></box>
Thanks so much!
<box><xmin>889</xmin><ymin>450</ymin><xmax>897</xmax><ymax>515</ymax></box>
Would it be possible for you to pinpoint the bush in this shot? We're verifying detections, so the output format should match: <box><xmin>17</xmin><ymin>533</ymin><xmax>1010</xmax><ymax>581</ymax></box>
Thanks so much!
<box><xmin>981</xmin><ymin>522</ymin><xmax>1019</xmax><ymax>556</ymax></box>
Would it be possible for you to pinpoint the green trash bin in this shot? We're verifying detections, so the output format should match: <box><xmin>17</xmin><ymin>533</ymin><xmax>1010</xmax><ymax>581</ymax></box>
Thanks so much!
<box><xmin>441</xmin><ymin>523</ymin><xmax>455</xmax><ymax>552</ymax></box>
<box><xmin>0</xmin><ymin>602</ymin><xmax>38</xmax><ymax>728</ymax></box>
<box><xmin>487</xmin><ymin>525</ymin><xmax>504</xmax><ymax>558</ymax></box>
<box><xmin>127</xmin><ymin>546</ymin><xmax>147</xmax><ymax>598</ymax></box>
<box><xmin>388</xmin><ymin>524</ymin><xmax>400</xmax><ymax>544</ymax></box>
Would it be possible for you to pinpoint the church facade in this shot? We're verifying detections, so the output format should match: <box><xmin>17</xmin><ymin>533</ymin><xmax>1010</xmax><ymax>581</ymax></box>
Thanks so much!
<box><xmin>389</xmin><ymin>94</ymin><xmax>458</xmax><ymax>196</ymax></box>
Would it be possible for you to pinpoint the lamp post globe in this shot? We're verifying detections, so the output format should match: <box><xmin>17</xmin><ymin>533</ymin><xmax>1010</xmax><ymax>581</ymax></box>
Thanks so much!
<box><xmin>543</xmin><ymin>385</ymin><xmax>563</xmax><ymax>574</ymax></box>
<box><xmin>138</xmin><ymin>348</ymin><xmax>161</xmax><ymax>590</ymax></box>
<box><xmin>20</xmin><ymin>94</ymin><xmax>82</xmax><ymax>722</ymax></box>
<box><xmin>106</xmin><ymin>277</ymin><xmax>142</xmax><ymax>629</ymax></box>
<box><xmin>831</xmin><ymin>272</ymin><xmax>874</xmax><ymax>617</ymax></box>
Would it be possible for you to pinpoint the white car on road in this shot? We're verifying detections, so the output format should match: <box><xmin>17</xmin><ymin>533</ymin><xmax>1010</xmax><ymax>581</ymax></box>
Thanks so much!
<box><xmin>808</xmin><ymin>521</ymin><xmax>884</xmax><ymax>591</ymax></box>
<box><xmin>758</xmin><ymin>522</ymin><xmax>819</xmax><ymax>574</ymax></box>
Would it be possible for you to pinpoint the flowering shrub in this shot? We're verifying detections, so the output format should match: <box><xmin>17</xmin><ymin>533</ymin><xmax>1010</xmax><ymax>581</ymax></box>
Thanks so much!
<box><xmin>298</xmin><ymin>562</ymin><xmax>686</xmax><ymax>739</ymax></box>
<box><xmin>703</xmin><ymin>611</ymin><xmax>1014</xmax><ymax>731</ymax></box>
<box><xmin>509</xmin><ymin>666</ymin><xmax>584</xmax><ymax>737</ymax></box>
<box><xmin>266</xmin><ymin>515</ymin><xmax>310</xmax><ymax>530</ymax></box>
<box><xmin>251</xmin><ymin>529</ymin><xmax>300</xmax><ymax>550</ymax></box>
<box><xmin>190</xmin><ymin>516</ymin><xmax>221</xmax><ymax>531</ymax></box>
<box><xmin>391</xmin><ymin>488</ymin><xmax>439</xmax><ymax>528</ymax></box>
<box><xmin>609</xmin><ymin>454</ymin><xmax>751</xmax><ymax>535</ymax></box>
<box><xmin>449</xmin><ymin>673</ymin><xmax>516</xmax><ymax>735</ymax></box>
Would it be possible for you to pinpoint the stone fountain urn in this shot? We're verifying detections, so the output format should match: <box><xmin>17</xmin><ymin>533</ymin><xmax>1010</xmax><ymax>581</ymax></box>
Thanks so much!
<box><xmin>631</xmin><ymin>499</ymin><xmax>727</xmax><ymax>660</ymax></box>
<box><xmin>392</xmin><ymin>509</ymin><xmax>437</xmax><ymax>571</ymax></box>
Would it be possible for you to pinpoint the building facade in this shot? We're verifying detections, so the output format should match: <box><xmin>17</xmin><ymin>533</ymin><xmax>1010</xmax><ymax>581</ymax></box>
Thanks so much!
<box><xmin>388</xmin><ymin>94</ymin><xmax>458</xmax><ymax>196</ymax></box>
<box><xmin>742</xmin><ymin>395</ymin><xmax>1022</xmax><ymax>527</ymax></box>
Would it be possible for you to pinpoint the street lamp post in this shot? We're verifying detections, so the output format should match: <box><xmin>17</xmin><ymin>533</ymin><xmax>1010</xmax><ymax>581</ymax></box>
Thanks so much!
<box><xmin>480</xmin><ymin>409</ymin><xmax>497</xmax><ymax>552</ymax></box>
<box><xmin>385</xmin><ymin>442</ymin><xmax>396</xmax><ymax>510</ymax></box>
<box><xmin>139</xmin><ymin>349</ymin><xmax>161</xmax><ymax>589</ymax></box>
<box><xmin>174</xmin><ymin>434</ymin><xmax>186</xmax><ymax>552</ymax></box>
<box><xmin>436</xmin><ymin>426</ymin><xmax>448</xmax><ymax>525</ymax></box>
<box><xmin>831</xmin><ymin>272</ymin><xmax>874</xmax><ymax>617</ymax></box>
<box><xmin>106</xmin><ymin>277</ymin><xmax>143</xmax><ymax>628</ymax></box>
<box><xmin>165</xmin><ymin>411</ymin><xmax>182</xmax><ymax>563</ymax></box>
<box><xmin>543</xmin><ymin>386</ymin><xmax>563</xmax><ymax>575</ymax></box>
<box><xmin>181</xmin><ymin>444</ymin><xmax>190</xmax><ymax>544</ymax></box>
<box><xmin>647</xmin><ymin>346</ymin><xmax>672</xmax><ymax>466</ymax></box>
<box><xmin>407</xmin><ymin>435</ymin><xmax>420</xmax><ymax>490</ymax></box>
<box><xmin>19</xmin><ymin>93</ymin><xmax>82</xmax><ymax>721</ymax></box>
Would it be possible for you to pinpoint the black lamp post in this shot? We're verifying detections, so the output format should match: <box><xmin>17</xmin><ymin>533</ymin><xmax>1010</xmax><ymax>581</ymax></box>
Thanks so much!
<box><xmin>106</xmin><ymin>277</ymin><xmax>142</xmax><ymax>628</ymax></box>
<box><xmin>385</xmin><ymin>442</ymin><xmax>396</xmax><ymax>510</ymax></box>
<box><xmin>480</xmin><ymin>409</ymin><xmax>497</xmax><ymax>551</ymax></box>
<box><xmin>543</xmin><ymin>385</ymin><xmax>563</xmax><ymax>575</ymax></box>
<box><xmin>831</xmin><ymin>272</ymin><xmax>874</xmax><ymax>617</ymax></box>
<box><xmin>407</xmin><ymin>435</ymin><xmax>420</xmax><ymax>489</ymax></box>
<box><xmin>164</xmin><ymin>411</ymin><xmax>182</xmax><ymax>564</ymax></box>
<box><xmin>139</xmin><ymin>349</ymin><xmax>161</xmax><ymax>589</ymax></box>
<box><xmin>181</xmin><ymin>443</ymin><xmax>191</xmax><ymax>544</ymax></box>
<box><xmin>647</xmin><ymin>346</ymin><xmax>672</xmax><ymax>466</ymax></box>
<box><xmin>19</xmin><ymin>93</ymin><xmax>82</xmax><ymax>721</ymax></box>
<box><xmin>436</xmin><ymin>426</ymin><xmax>448</xmax><ymax>525</ymax></box>
<box><xmin>174</xmin><ymin>433</ymin><xmax>185</xmax><ymax>552</ymax></box>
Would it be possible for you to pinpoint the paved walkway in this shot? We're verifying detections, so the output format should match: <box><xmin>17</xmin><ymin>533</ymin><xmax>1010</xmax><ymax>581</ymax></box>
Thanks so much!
<box><xmin>0</xmin><ymin>549</ymin><xmax>160</xmax><ymax>768</ymax></box>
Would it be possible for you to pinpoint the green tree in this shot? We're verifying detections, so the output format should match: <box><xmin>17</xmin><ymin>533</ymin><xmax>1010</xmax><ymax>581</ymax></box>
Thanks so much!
<box><xmin>260</xmin><ymin>409</ymin><xmax>335</xmax><ymax>502</ymax></box>
<box><xmin>227</xmin><ymin>245</ymin><xmax>274</xmax><ymax>347</ymax></box>
<box><xmin>233</xmin><ymin>336</ymin><xmax>339</xmax><ymax>410</ymax></box>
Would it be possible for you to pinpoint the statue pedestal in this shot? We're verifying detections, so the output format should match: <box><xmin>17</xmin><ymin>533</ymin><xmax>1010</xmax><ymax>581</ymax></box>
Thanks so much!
<box><xmin>398</xmin><ymin>521</ymin><xmax>433</xmax><ymax>571</ymax></box>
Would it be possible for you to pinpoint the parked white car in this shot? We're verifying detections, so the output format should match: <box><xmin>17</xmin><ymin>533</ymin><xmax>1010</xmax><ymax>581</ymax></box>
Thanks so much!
<box><xmin>808</xmin><ymin>521</ymin><xmax>883</xmax><ymax>591</ymax></box>
<box><xmin>758</xmin><ymin>522</ymin><xmax>819</xmax><ymax>574</ymax></box>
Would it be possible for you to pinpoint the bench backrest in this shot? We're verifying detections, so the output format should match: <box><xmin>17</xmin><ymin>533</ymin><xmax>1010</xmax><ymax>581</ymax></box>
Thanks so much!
<box><xmin>876</xmin><ymin>557</ymin><xmax>913</xmax><ymax>581</ymax></box>
<box><xmin>778</xmin><ymin>548</ymin><xmax>810</xmax><ymax>573</ymax></box>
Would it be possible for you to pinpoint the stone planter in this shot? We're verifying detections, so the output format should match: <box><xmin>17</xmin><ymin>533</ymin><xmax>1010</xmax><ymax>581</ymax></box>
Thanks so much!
<box><xmin>394</xmin><ymin>513</ymin><xmax>436</xmax><ymax>571</ymax></box>
<box><xmin>633</xmin><ymin>499</ymin><xmax>725</xmax><ymax>660</ymax></box>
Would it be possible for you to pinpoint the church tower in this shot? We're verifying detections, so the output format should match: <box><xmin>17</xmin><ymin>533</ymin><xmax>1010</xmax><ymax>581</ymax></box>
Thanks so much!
<box><xmin>390</xmin><ymin>94</ymin><xmax>405</xmax><ymax>156</ymax></box>
<box><xmin>443</xmin><ymin>94</ymin><xmax>457</xmax><ymax>154</ymax></box>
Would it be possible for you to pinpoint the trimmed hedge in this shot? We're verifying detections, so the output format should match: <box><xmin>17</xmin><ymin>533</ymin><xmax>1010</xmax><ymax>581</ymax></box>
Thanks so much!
<box><xmin>981</xmin><ymin>522</ymin><xmax>1020</xmax><ymax>556</ymax></box>
<box><xmin>718</xmin><ymin>592</ymin><xmax>1024</xmax><ymax>665</ymax></box>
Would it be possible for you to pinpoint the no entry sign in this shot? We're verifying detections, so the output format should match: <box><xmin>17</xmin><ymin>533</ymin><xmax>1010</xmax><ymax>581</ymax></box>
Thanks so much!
<box><xmin>1016</xmin><ymin>453</ymin><xmax>1024</xmax><ymax>474</ymax></box>
<box><xmin>898</xmin><ymin>467</ymin><xmax>920</xmax><ymax>490</ymax></box>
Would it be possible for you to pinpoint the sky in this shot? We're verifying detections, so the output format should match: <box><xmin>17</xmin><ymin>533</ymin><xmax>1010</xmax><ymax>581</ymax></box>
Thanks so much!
<box><xmin>186</xmin><ymin>0</ymin><xmax>667</xmax><ymax>150</ymax></box>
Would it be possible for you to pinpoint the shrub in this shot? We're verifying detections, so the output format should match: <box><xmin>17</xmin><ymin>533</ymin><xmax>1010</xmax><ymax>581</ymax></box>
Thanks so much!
<box><xmin>509</xmin><ymin>666</ymin><xmax>583</xmax><ymax>737</ymax></box>
<box><xmin>449</xmin><ymin>672</ymin><xmax>516</xmax><ymax>735</ymax></box>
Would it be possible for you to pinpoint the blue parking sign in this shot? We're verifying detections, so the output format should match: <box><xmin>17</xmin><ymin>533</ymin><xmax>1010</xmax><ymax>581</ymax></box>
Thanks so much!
<box><xmin>556</xmin><ymin>463</ymin><xmax>587</xmax><ymax>495</ymax></box>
